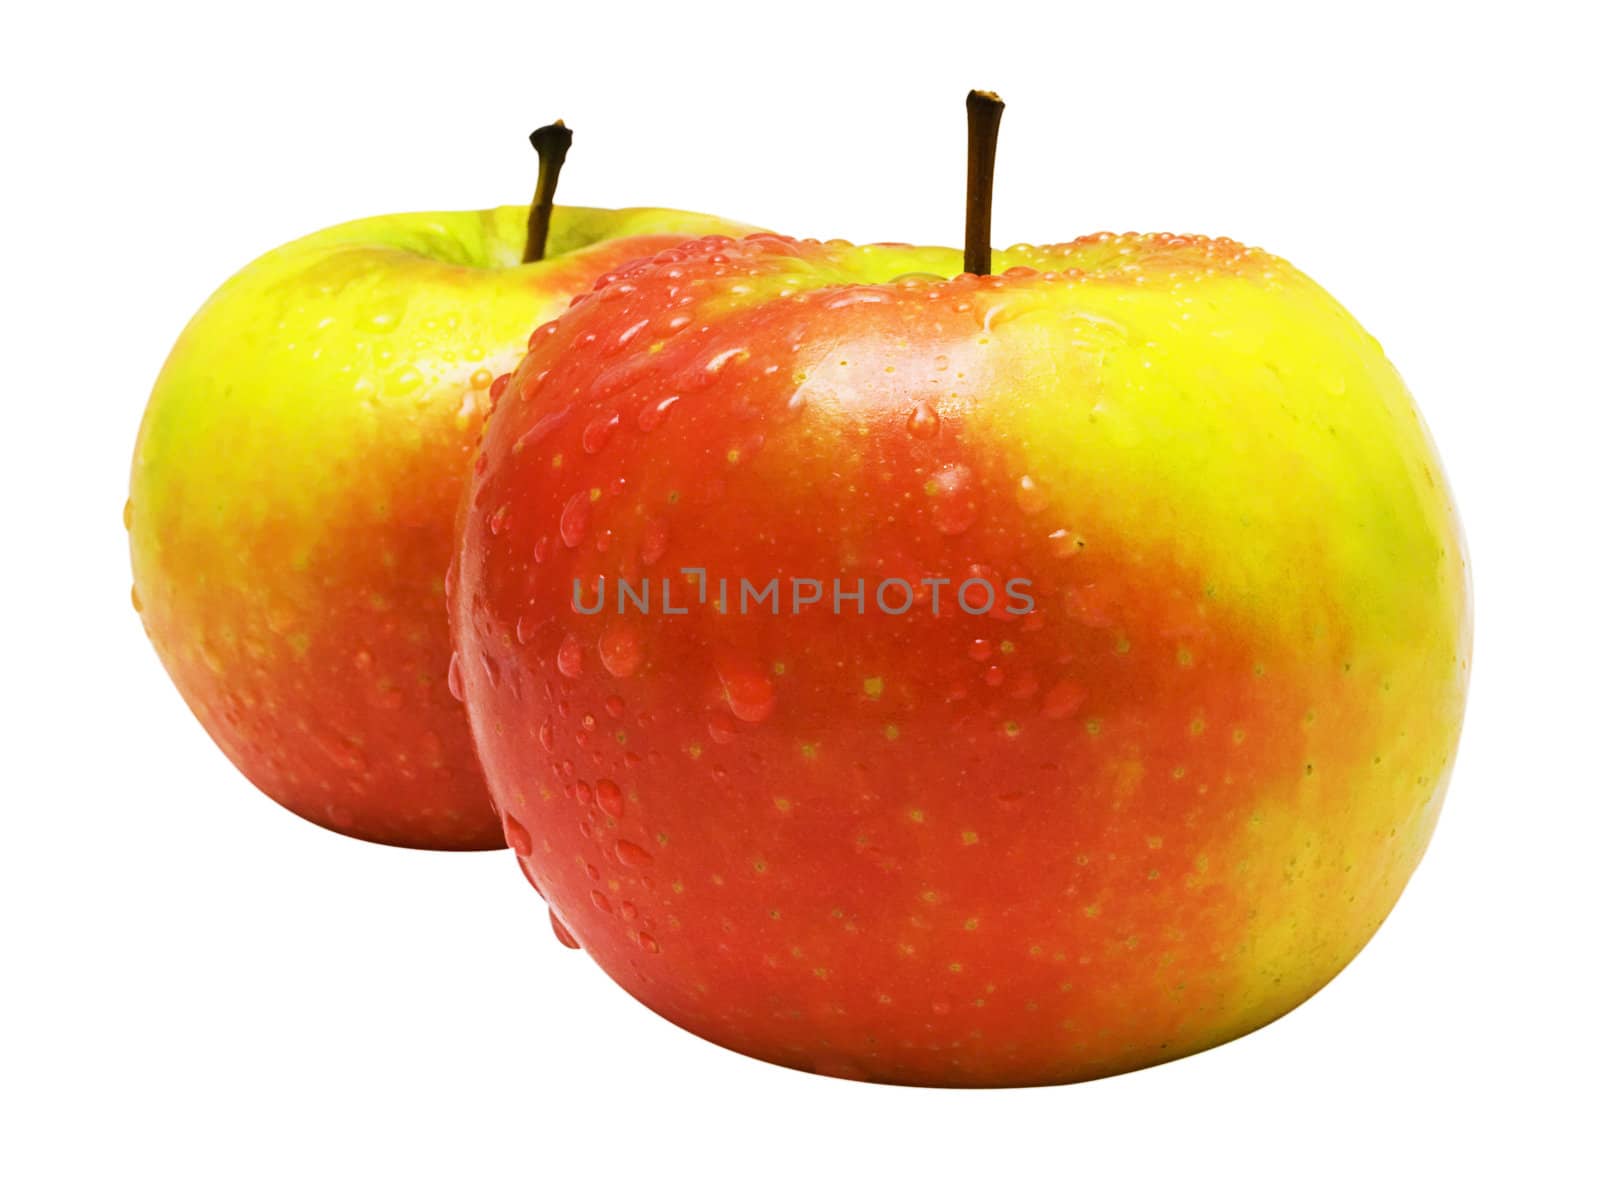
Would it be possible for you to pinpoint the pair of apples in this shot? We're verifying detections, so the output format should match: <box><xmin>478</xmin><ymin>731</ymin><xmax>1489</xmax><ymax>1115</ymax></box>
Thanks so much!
<box><xmin>129</xmin><ymin>97</ymin><xmax>1470</xmax><ymax>1087</ymax></box>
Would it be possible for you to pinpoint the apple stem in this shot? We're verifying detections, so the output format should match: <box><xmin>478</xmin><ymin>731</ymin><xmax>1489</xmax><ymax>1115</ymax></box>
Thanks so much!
<box><xmin>964</xmin><ymin>90</ymin><xmax>1005</xmax><ymax>277</ymax></box>
<box><xmin>523</xmin><ymin>120</ymin><xmax>574</xmax><ymax>264</ymax></box>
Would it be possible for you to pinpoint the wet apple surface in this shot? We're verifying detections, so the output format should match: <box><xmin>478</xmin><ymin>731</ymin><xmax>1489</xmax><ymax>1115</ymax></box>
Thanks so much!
<box><xmin>129</xmin><ymin>203</ymin><xmax>756</xmax><ymax>850</ymax></box>
<box><xmin>451</xmin><ymin>231</ymin><xmax>1470</xmax><ymax>1084</ymax></box>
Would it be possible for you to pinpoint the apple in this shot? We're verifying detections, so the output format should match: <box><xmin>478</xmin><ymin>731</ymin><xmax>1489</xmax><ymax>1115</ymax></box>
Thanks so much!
<box><xmin>449</xmin><ymin>94</ymin><xmax>1470</xmax><ymax>1083</ymax></box>
<box><xmin>129</xmin><ymin>123</ymin><xmax>757</xmax><ymax>850</ymax></box>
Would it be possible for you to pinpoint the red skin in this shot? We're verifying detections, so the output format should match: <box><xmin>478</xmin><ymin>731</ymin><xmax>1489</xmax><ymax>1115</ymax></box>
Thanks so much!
<box><xmin>452</xmin><ymin>234</ymin><xmax>1465</xmax><ymax>1084</ymax></box>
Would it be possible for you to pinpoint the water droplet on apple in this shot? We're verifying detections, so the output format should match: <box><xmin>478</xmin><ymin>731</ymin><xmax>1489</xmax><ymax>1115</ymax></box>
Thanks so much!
<box><xmin>716</xmin><ymin>658</ymin><xmax>776</xmax><ymax>724</ymax></box>
<box><xmin>1016</xmin><ymin>475</ymin><xmax>1048</xmax><ymax>515</ymax></box>
<box><xmin>446</xmin><ymin>651</ymin><xmax>466</xmax><ymax>701</ymax></box>
<box><xmin>516</xmin><ymin>405</ymin><xmax>572</xmax><ymax>451</ymax></box>
<box><xmin>503</xmin><ymin>813</ymin><xmax>533</xmax><ymax>857</ymax></box>
<box><xmin>636</xmin><ymin>931</ymin><xmax>661</xmax><ymax>954</ymax></box>
<box><xmin>556</xmin><ymin>635</ymin><xmax>584</xmax><ymax>679</ymax></box>
<box><xmin>582</xmin><ymin>411</ymin><xmax>621</xmax><ymax>454</ymax></box>
<box><xmin>596</xmin><ymin>779</ymin><xmax>625</xmax><ymax>819</ymax></box>
<box><xmin>362</xmin><ymin>302</ymin><xmax>404</xmax><ymax>333</ymax></box>
<box><xmin>549</xmin><ymin>909</ymin><xmax>580</xmax><ymax>949</ymax></box>
<box><xmin>1049</xmin><ymin>529</ymin><xmax>1087</xmax><ymax>557</ymax></box>
<box><xmin>637</xmin><ymin>394</ymin><xmax>680</xmax><ymax>432</ymax></box>
<box><xmin>519</xmin><ymin>366</ymin><xmax>549</xmax><ymax>401</ymax></box>
<box><xmin>560</xmin><ymin>491</ymin><xmax>591</xmax><ymax>547</ymax></box>
<box><xmin>824</xmin><ymin>289</ymin><xmax>892</xmax><ymax>310</ymax></box>
<box><xmin>389</xmin><ymin>366</ymin><xmax>424</xmax><ymax>399</ymax></box>
<box><xmin>673</xmin><ymin>347</ymin><xmax>745</xmax><ymax>392</ymax></box>
<box><xmin>609</xmin><ymin>317</ymin><xmax>652</xmax><ymax>354</ymax></box>
<box><xmin>599</xmin><ymin>624</ymin><xmax>642</xmax><ymax>678</ymax></box>
<box><xmin>615</xmin><ymin>839</ymin><xmax>654</xmax><ymax>868</ymax></box>
<box><xmin>980</xmin><ymin>301</ymin><xmax>1014</xmax><ymax>333</ymax></box>
<box><xmin>906</xmin><ymin>401</ymin><xmax>941</xmax><ymax>439</ymax></box>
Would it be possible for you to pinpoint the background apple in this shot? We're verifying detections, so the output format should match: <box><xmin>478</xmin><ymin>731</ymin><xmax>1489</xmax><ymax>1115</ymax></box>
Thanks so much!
<box><xmin>449</xmin><ymin>99</ymin><xmax>1469</xmax><ymax>1084</ymax></box>
<box><xmin>129</xmin><ymin>141</ymin><xmax>756</xmax><ymax>849</ymax></box>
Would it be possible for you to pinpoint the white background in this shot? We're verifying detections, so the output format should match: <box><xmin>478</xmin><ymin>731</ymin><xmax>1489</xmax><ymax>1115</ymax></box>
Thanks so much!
<box><xmin>4</xmin><ymin>2</ymin><xmax>1594</xmax><ymax>1178</ymax></box>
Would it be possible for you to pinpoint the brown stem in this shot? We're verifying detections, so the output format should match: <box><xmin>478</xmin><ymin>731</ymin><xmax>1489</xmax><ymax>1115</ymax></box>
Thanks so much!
<box><xmin>523</xmin><ymin>121</ymin><xmax>574</xmax><ymax>264</ymax></box>
<box><xmin>964</xmin><ymin>90</ymin><xmax>1004</xmax><ymax>277</ymax></box>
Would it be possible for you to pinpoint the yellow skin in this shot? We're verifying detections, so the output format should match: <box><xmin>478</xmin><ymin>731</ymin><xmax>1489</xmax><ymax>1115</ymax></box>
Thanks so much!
<box><xmin>129</xmin><ymin>204</ymin><xmax>756</xmax><ymax>849</ymax></box>
<box><xmin>453</xmin><ymin>232</ymin><xmax>1471</xmax><ymax>1083</ymax></box>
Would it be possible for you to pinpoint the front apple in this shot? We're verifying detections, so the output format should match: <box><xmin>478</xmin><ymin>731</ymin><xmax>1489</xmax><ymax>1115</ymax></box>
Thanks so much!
<box><xmin>450</xmin><ymin>220</ymin><xmax>1469</xmax><ymax>1083</ymax></box>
